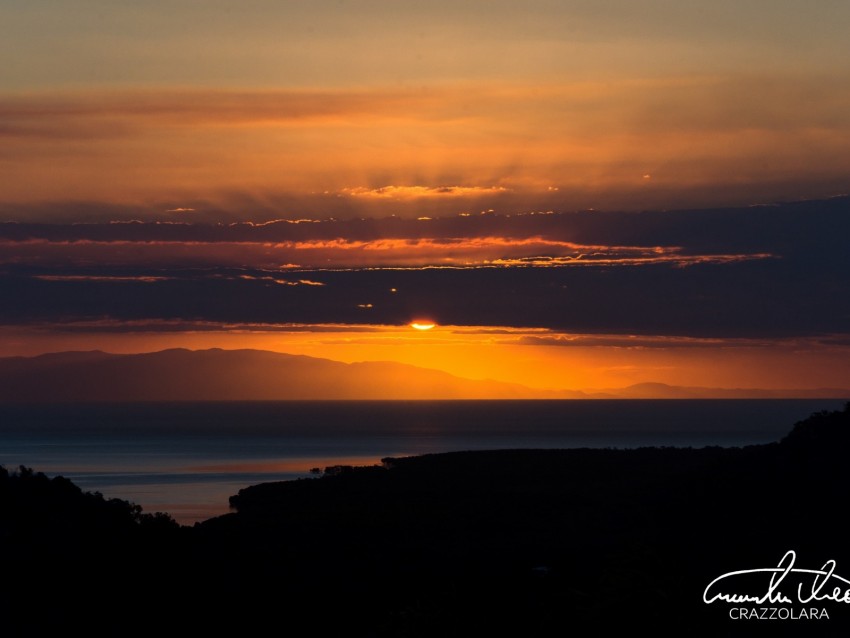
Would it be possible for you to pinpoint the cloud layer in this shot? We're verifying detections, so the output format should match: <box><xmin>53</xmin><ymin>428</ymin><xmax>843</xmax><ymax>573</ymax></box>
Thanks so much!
<box><xmin>1</xmin><ymin>198</ymin><xmax>847</xmax><ymax>339</ymax></box>
<box><xmin>2</xmin><ymin>76</ymin><xmax>850</xmax><ymax>218</ymax></box>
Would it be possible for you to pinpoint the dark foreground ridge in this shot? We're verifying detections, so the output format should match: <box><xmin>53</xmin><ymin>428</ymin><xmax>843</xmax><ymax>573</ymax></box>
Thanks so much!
<box><xmin>3</xmin><ymin>404</ymin><xmax>850</xmax><ymax>635</ymax></box>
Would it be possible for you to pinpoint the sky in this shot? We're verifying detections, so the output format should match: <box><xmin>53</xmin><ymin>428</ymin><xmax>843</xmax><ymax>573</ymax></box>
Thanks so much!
<box><xmin>1</xmin><ymin>1</ymin><xmax>849</xmax><ymax>393</ymax></box>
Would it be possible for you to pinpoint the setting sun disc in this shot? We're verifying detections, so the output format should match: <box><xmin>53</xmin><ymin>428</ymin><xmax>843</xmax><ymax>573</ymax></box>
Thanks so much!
<box><xmin>410</xmin><ymin>321</ymin><xmax>436</xmax><ymax>331</ymax></box>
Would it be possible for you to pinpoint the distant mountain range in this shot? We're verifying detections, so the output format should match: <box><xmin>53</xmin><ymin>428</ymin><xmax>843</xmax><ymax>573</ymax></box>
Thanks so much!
<box><xmin>0</xmin><ymin>349</ymin><xmax>547</xmax><ymax>401</ymax></box>
<box><xmin>0</xmin><ymin>349</ymin><xmax>846</xmax><ymax>401</ymax></box>
<box><xmin>585</xmin><ymin>381</ymin><xmax>850</xmax><ymax>400</ymax></box>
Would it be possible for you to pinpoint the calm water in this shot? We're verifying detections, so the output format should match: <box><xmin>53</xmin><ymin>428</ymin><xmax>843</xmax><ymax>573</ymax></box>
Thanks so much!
<box><xmin>0</xmin><ymin>400</ymin><xmax>844</xmax><ymax>524</ymax></box>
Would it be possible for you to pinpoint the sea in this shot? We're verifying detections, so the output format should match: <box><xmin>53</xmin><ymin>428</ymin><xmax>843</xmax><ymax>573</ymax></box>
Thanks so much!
<box><xmin>0</xmin><ymin>399</ymin><xmax>845</xmax><ymax>524</ymax></box>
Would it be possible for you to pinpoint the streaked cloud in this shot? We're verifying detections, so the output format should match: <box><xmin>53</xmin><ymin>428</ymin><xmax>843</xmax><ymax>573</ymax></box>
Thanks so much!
<box><xmin>0</xmin><ymin>198</ymin><xmax>845</xmax><ymax>341</ymax></box>
<box><xmin>7</xmin><ymin>196</ymin><xmax>837</xmax><ymax>271</ymax></box>
<box><xmin>0</xmin><ymin>87</ymin><xmax>458</xmax><ymax>138</ymax></box>
<box><xmin>2</xmin><ymin>76</ymin><xmax>850</xmax><ymax>217</ymax></box>
<box><xmin>233</xmin><ymin>275</ymin><xmax>325</xmax><ymax>286</ymax></box>
<box><xmin>508</xmin><ymin>334</ymin><xmax>778</xmax><ymax>350</ymax></box>
<box><xmin>341</xmin><ymin>186</ymin><xmax>509</xmax><ymax>200</ymax></box>
<box><xmin>486</xmin><ymin>253</ymin><xmax>773</xmax><ymax>268</ymax></box>
<box><xmin>11</xmin><ymin>319</ymin><xmax>395</xmax><ymax>335</ymax></box>
<box><xmin>0</xmin><ymin>237</ymin><xmax>772</xmax><ymax>270</ymax></box>
<box><xmin>31</xmin><ymin>275</ymin><xmax>173</xmax><ymax>283</ymax></box>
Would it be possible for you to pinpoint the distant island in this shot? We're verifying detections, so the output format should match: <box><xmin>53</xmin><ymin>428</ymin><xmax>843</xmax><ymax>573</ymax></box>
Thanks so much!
<box><xmin>0</xmin><ymin>348</ymin><xmax>846</xmax><ymax>401</ymax></box>
<box><xmin>2</xmin><ymin>404</ymin><xmax>850</xmax><ymax>635</ymax></box>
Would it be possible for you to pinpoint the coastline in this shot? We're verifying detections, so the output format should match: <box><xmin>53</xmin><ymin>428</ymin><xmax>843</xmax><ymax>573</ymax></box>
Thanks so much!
<box><xmin>3</xmin><ymin>404</ymin><xmax>849</xmax><ymax>634</ymax></box>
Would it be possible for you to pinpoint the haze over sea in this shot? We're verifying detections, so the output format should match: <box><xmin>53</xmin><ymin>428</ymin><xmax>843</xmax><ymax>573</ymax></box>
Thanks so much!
<box><xmin>1</xmin><ymin>399</ymin><xmax>844</xmax><ymax>524</ymax></box>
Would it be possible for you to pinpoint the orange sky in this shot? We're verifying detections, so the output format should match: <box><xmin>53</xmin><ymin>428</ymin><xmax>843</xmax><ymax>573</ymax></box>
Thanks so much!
<box><xmin>3</xmin><ymin>78</ymin><xmax>850</xmax><ymax>217</ymax></box>
<box><xmin>3</xmin><ymin>323</ymin><xmax>849</xmax><ymax>392</ymax></box>
<box><xmin>4</xmin><ymin>2</ymin><xmax>850</xmax><ymax>218</ymax></box>
<box><xmin>2</xmin><ymin>1</ymin><xmax>849</xmax><ymax>396</ymax></box>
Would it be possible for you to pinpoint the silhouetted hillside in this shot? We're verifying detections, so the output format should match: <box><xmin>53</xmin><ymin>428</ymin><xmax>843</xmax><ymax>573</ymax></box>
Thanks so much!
<box><xmin>0</xmin><ymin>348</ymin><xmax>560</xmax><ymax>401</ymax></box>
<box><xmin>2</xmin><ymin>404</ymin><xmax>850</xmax><ymax>635</ymax></box>
<box><xmin>196</xmin><ymin>402</ymin><xmax>850</xmax><ymax>635</ymax></box>
<box><xmin>0</xmin><ymin>465</ymin><xmax>182</xmax><ymax>632</ymax></box>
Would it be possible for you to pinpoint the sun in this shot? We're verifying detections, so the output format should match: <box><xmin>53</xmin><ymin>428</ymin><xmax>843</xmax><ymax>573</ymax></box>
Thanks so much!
<box><xmin>410</xmin><ymin>321</ymin><xmax>436</xmax><ymax>331</ymax></box>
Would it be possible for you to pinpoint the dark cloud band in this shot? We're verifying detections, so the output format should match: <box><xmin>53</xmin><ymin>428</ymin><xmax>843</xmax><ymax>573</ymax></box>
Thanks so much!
<box><xmin>1</xmin><ymin>198</ymin><xmax>847</xmax><ymax>339</ymax></box>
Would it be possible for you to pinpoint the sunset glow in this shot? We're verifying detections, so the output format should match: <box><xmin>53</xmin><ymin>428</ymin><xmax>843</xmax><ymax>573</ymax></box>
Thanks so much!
<box><xmin>411</xmin><ymin>322</ymin><xmax>437</xmax><ymax>331</ymax></box>
<box><xmin>0</xmin><ymin>1</ymin><xmax>848</xmax><ymax>398</ymax></box>
<box><xmin>4</xmin><ymin>6</ymin><xmax>850</xmax><ymax>631</ymax></box>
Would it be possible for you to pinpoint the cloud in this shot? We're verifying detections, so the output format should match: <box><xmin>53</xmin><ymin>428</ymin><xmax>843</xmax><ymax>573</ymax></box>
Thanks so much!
<box><xmin>0</xmin><ymin>236</ymin><xmax>773</xmax><ymax>270</ymax></box>
<box><xmin>0</xmin><ymin>199</ymin><xmax>846</xmax><ymax>339</ymax></box>
<box><xmin>31</xmin><ymin>275</ymin><xmax>173</xmax><ymax>283</ymax></box>
<box><xmin>234</xmin><ymin>275</ymin><xmax>325</xmax><ymax>286</ymax></box>
<box><xmin>5</xmin><ymin>196</ymin><xmax>848</xmax><ymax>270</ymax></box>
<box><xmin>0</xmin><ymin>88</ymin><xmax>458</xmax><ymax>137</ymax></box>
<box><xmin>340</xmin><ymin>186</ymin><xmax>509</xmax><ymax>200</ymax></box>
<box><xmin>3</xmin><ymin>76</ymin><xmax>850</xmax><ymax>216</ymax></box>
<box><xmin>0</xmin><ymin>255</ymin><xmax>846</xmax><ymax>339</ymax></box>
<box><xmin>12</xmin><ymin>319</ymin><xmax>393</xmax><ymax>334</ymax></box>
<box><xmin>508</xmin><ymin>334</ymin><xmax>778</xmax><ymax>349</ymax></box>
<box><xmin>0</xmin><ymin>194</ymin><xmax>847</xmax><ymax>255</ymax></box>
<box><xmin>486</xmin><ymin>253</ymin><xmax>773</xmax><ymax>268</ymax></box>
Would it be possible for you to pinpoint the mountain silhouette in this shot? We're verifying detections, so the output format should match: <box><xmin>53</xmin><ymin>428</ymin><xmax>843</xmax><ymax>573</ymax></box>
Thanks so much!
<box><xmin>0</xmin><ymin>349</ymin><xmax>846</xmax><ymax>401</ymax></box>
<box><xmin>605</xmin><ymin>381</ymin><xmax>849</xmax><ymax>399</ymax></box>
<box><xmin>0</xmin><ymin>348</ymin><xmax>557</xmax><ymax>401</ymax></box>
